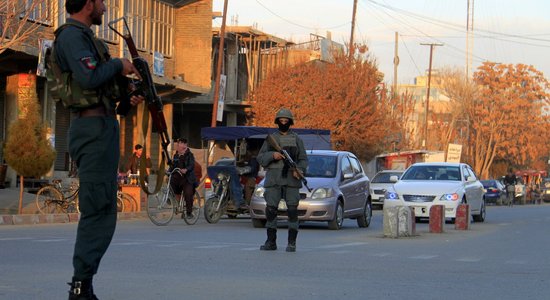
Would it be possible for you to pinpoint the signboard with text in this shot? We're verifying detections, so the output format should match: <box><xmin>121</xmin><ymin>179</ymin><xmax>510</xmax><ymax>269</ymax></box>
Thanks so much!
<box><xmin>446</xmin><ymin>144</ymin><xmax>462</xmax><ymax>163</ymax></box>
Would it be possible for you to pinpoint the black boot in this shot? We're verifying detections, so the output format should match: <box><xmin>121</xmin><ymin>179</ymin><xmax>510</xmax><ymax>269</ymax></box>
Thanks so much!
<box><xmin>68</xmin><ymin>277</ymin><xmax>98</xmax><ymax>300</ymax></box>
<box><xmin>286</xmin><ymin>229</ymin><xmax>298</xmax><ymax>252</ymax></box>
<box><xmin>260</xmin><ymin>228</ymin><xmax>277</xmax><ymax>250</ymax></box>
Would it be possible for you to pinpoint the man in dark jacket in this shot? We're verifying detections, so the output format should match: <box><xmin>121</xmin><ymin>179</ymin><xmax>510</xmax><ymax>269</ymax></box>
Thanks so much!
<box><xmin>170</xmin><ymin>138</ymin><xmax>197</xmax><ymax>218</ymax></box>
<box><xmin>56</xmin><ymin>0</ymin><xmax>143</xmax><ymax>298</ymax></box>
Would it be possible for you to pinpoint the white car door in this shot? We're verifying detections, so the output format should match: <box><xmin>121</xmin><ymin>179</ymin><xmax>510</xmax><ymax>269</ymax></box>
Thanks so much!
<box><xmin>462</xmin><ymin>165</ymin><xmax>483</xmax><ymax>211</ymax></box>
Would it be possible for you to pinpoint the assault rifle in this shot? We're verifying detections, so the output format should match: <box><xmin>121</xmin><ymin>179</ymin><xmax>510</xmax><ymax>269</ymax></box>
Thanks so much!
<box><xmin>108</xmin><ymin>17</ymin><xmax>172</xmax><ymax>193</ymax></box>
<box><xmin>266</xmin><ymin>134</ymin><xmax>311</xmax><ymax>192</ymax></box>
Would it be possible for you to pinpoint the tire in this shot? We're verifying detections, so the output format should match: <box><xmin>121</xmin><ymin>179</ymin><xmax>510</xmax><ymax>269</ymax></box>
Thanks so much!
<box><xmin>36</xmin><ymin>186</ymin><xmax>64</xmax><ymax>214</ymax></box>
<box><xmin>328</xmin><ymin>200</ymin><xmax>344</xmax><ymax>230</ymax></box>
<box><xmin>116</xmin><ymin>197</ymin><xmax>125</xmax><ymax>212</ymax></box>
<box><xmin>119</xmin><ymin>192</ymin><xmax>137</xmax><ymax>212</ymax></box>
<box><xmin>66</xmin><ymin>198</ymin><xmax>80</xmax><ymax>213</ymax></box>
<box><xmin>252</xmin><ymin>218</ymin><xmax>266</xmax><ymax>228</ymax></box>
<box><xmin>146</xmin><ymin>186</ymin><xmax>175</xmax><ymax>226</ymax></box>
<box><xmin>204</xmin><ymin>196</ymin><xmax>224</xmax><ymax>224</ymax></box>
<box><xmin>356</xmin><ymin>200</ymin><xmax>372</xmax><ymax>228</ymax></box>
<box><xmin>472</xmin><ymin>199</ymin><xmax>486</xmax><ymax>222</ymax></box>
<box><xmin>183</xmin><ymin>191</ymin><xmax>201</xmax><ymax>225</ymax></box>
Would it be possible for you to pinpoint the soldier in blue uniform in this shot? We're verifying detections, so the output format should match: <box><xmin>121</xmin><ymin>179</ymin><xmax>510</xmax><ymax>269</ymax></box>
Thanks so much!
<box><xmin>54</xmin><ymin>0</ymin><xmax>144</xmax><ymax>299</ymax></box>
<box><xmin>257</xmin><ymin>108</ymin><xmax>308</xmax><ymax>252</ymax></box>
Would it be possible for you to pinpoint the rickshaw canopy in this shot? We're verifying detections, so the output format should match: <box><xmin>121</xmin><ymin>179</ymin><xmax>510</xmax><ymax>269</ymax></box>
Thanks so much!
<box><xmin>201</xmin><ymin>126</ymin><xmax>331</xmax><ymax>150</ymax></box>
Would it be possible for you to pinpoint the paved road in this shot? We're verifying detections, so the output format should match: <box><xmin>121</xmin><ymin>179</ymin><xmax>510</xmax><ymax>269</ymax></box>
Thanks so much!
<box><xmin>1</xmin><ymin>205</ymin><xmax>549</xmax><ymax>299</ymax></box>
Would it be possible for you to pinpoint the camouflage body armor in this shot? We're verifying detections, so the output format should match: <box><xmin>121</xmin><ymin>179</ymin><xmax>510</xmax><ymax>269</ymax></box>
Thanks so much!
<box><xmin>45</xmin><ymin>23</ymin><xmax>123</xmax><ymax>110</ymax></box>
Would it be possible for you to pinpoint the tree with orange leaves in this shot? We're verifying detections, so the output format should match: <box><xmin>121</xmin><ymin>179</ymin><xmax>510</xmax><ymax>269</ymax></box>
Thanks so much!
<box><xmin>249</xmin><ymin>52</ymin><xmax>406</xmax><ymax>161</ymax></box>
<box><xmin>468</xmin><ymin>62</ymin><xmax>550</xmax><ymax>178</ymax></box>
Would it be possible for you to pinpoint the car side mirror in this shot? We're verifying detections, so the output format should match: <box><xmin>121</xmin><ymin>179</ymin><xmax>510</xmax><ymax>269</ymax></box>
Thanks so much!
<box><xmin>389</xmin><ymin>175</ymin><xmax>399</xmax><ymax>183</ymax></box>
<box><xmin>343</xmin><ymin>172</ymin><xmax>353</xmax><ymax>179</ymax></box>
<box><xmin>466</xmin><ymin>176</ymin><xmax>476</xmax><ymax>182</ymax></box>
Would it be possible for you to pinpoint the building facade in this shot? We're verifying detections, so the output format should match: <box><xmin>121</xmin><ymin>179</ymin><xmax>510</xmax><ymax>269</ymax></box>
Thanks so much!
<box><xmin>0</xmin><ymin>0</ymin><xmax>212</xmax><ymax>186</ymax></box>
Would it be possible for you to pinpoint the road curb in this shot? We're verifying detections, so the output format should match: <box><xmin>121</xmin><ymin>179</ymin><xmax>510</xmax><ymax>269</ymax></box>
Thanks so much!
<box><xmin>0</xmin><ymin>211</ymin><xmax>148</xmax><ymax>226</ymax></box>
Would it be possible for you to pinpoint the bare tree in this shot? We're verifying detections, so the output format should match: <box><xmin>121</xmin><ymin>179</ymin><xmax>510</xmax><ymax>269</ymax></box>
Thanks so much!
<box><xmin>0</xmin><ymin>0</ymin><xmax>49</xmax><ymax>54</ymax></box>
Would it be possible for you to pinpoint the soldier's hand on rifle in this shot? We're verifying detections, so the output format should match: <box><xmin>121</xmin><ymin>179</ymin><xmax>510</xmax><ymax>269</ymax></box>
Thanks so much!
<box><xmin>292</xmin><ymin>170</ymin><xmax>301</xmax><ymax>179</ymax></box>
<box><xmin>120</xmin><ymin>58</ymin><xmax>142</xmax><ymax>80</ymax></box>
<box><xmin>273</xmin><ymin>152</ymin><xmax>284</xmax><ymax>160</ymax></box>
<box><xmin>127</xmin><ymin>82</ymin><xmax>144</xmax><ymax>106</ymax></box>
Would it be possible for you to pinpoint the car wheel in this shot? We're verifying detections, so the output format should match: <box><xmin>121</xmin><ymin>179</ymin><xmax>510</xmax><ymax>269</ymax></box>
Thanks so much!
<box><xmin>472</xmin><ymin>199</ymin><xmax>486</xmax><ymax>222</ymax></box>
<box><xmin>328</xmin><ymin>201</ymin><xmax>344</xmax><ymax>230</ymax></box>
<box><xmin>356</xmin><ymin>200</ymin><xmax>372</xmax><ymax>228</ymax></box>
<box><xmin>252</xmin><ymin>218</ymin><xmax>266</xmax><ymax>228</ymax></box>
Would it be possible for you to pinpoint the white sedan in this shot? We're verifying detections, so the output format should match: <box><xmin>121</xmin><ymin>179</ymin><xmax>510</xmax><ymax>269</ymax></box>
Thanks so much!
<box><xmin>384</xmin><ymin>162</ymin><xmax>486</xmax><ymax>222</ymax></box>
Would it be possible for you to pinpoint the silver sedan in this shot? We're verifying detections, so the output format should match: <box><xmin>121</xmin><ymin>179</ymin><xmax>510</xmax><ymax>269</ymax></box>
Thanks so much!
<box><xmin>249</xmin><ymin>150</ymin><xmax>372</xmax><ymax>230</ymax></box>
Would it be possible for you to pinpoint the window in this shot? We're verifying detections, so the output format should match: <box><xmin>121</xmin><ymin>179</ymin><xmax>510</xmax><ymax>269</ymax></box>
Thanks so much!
<box><xmin>57</xmin><ymin>0</ymin><xmax>67</xmax><ymax>27</ymax></box>
<box><xmin>341</xmin><ymin>157</ymin><xmax>353</xmax><ymax>176</ymax></box>
<box><xmin>124</xmin><ymin>0</ymin><xmax>149</xmax><ymax>50</ymax></box>
<box><xmin>95</xmin><ymin>0</ymin><xmax>120</xmax><ymax>43</ymax></box>
<box><xmin>462</xmin><ymin>166</ymin><xmax>470</xmax><ymax>181</ymax></box>
<box><xmin>124</xmin><ymin>0</ymin><xmax>174</xmax><ymax>56</ymax></box>
<box><xmin>25</xmin><ymin>0</ymin><xmax>52</xmax><ymax>25</ymax></box>
<box><xmin>151</xmin><ymin>0</ymin><xmax>173</xmax><ymax>57</ymax></box>
<box><xmin>349</xmin><ymin>156</ymin><xmax>362</xmax><ymax>175</ymax></box>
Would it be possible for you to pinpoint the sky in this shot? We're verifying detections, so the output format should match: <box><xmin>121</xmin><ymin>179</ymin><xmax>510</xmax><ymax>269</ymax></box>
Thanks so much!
<box><xmin>213</xmin><ymin>0</ymin><xmax>550</xmax><ymax>85</ymax></box>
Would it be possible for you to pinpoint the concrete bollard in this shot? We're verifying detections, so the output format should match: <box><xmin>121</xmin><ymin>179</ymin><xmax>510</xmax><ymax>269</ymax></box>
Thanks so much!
<box><xmin>429</xmin><ymin>205</ymin><xmax>445</xmax><ymax>233</ymax></box>
<box><xmin>454</xmin><ymin>204</ymin><xmax>470</xmax><ymax>230</ymax></box>
<box><xmin>398</xmin><ymin>206</ymin><xmax>415</xmax><ymax>237</ymax></box>
<box><xmin>383</xmin><ymin>205</ymin><xmax>415</xmax><ymax>238</ymax></box>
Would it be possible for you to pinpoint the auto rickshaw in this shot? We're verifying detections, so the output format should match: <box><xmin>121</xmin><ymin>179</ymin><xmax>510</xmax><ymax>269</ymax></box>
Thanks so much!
<box><xmin>200</xmin><ymin>126</ymin><xmax>331</xmax><ymax>223</ymax></box>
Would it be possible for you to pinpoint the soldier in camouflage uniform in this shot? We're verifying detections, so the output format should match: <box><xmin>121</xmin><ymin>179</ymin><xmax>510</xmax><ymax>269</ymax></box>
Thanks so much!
<box><xmin>257</xmin><ymin>108</ymin><xmax>308</xmax><ymax>252</ymax></box>
<box><xmin>55</xmin><ymin>1</ymin><xmax>143</xmax><ymax>299</ymax></box>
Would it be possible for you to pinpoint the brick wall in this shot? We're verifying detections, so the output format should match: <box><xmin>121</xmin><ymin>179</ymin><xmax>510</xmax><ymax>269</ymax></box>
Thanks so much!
<box><xmin>174</xmin><ymin>0</ymin><xmax>212</xmax><ymax>89</ymax></box>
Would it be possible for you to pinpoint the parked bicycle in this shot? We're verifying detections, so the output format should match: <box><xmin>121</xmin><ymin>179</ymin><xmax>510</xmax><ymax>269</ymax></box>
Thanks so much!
<box><xmin>147</xmin><ymin>168</ymin><xmax>201</xmax><ymax>226</ymax></box>
<box><xmin>36</xmin><ymin>179</ymin><xmax>127</xmax><ymax>214</ymax></box>
<box><xmin>36</xmin><ymin>179</ymin><xmax>79</xmax><ymax>214</ymax></box>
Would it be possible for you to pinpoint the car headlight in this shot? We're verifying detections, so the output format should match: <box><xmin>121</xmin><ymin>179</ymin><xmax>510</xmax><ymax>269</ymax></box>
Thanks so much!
<box><xmin>311</xmin><ymin>188</ymin><xmax>333</xmax><ymax>199</ymax></box>
<box><xmin>384</xmin><ymin>191</ymin><xmax>399</xmax><ymax>200</ymax></box>
<box><xmin>440</xmin><ymin>193</ymin><xmax>459</xmax><ymax>201</ymax></box>
<box><xmin>254</xmin><ymin>186</ymin><xmax>265</xmax><ymax>198</ymax></box>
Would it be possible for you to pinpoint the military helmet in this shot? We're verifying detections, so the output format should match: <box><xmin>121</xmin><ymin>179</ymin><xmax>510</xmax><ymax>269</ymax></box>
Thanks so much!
<box><xmin>274</xmin><ymin>108</ymin><xmax>294</xmax><ymax>125</ymax></box>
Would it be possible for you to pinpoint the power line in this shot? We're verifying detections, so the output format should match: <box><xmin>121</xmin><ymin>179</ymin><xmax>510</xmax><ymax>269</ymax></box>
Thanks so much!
<box><xmin>255</xmin><ymin>0</ymin><xmax>350</xmax><ymax>31</ymax></box>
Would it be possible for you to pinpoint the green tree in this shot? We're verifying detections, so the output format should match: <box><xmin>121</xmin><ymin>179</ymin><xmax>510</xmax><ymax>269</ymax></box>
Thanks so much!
<box><xmin>4</xmin><ymin>75</ymin><xmax>56</xmax><ymax>214</ymax></box>
<box><xmin>250</xmin><ymin>51</ymin><xmax>406</xmax><ymax>161</ymax></box>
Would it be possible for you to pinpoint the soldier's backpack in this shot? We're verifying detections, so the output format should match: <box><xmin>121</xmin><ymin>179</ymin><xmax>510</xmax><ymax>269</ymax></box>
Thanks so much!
<box><xmin>45</xmin><ymin>23</ymin><xmax>121</xmax><ymax>109</ymax></box>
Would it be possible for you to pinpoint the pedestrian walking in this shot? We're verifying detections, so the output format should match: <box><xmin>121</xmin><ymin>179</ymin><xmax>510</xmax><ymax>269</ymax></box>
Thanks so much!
<box><xmin>503</xmin><ymin>168</ymin><xmax>517</xmax><ymax>207</ymax></box>
<box><xmin>257</xmin><ymin>108</ymin><xmax>308</xmax><ymax>252</ymax></box>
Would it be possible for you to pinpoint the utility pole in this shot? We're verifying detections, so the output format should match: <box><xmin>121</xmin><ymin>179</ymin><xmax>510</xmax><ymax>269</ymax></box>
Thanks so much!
<box><xmin>349</xmin><ymin>0</ymin><xmax>358</xmax><ymax>57</ymax></box>
<box><xmin>211</xmin><ymin>0</ymin><xmax>228</xmax><ymax>127</ymax></box>
<box><xmin>466</xmin><ymin>0</ymin><xmax>474</xmax><ymax>78</ymax></box>
<box><xmin>420</xmin><ymin>43</ymin><xmax>443</xmax><ymax>150</ymax></box>
<box><xmin>393</xmin><ymin>32</ymin><xmax>399</xmax><ymax>94</ymax></box>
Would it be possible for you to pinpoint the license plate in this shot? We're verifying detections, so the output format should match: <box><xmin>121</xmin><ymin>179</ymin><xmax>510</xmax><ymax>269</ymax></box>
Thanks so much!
<box><xmin>415</xmin><ymin>207</ymin><xmax>426</xmax><ymax>214</ymax></box>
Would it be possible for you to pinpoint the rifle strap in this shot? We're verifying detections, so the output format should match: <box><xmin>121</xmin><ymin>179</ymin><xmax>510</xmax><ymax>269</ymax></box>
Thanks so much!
<box><xmin>139</xmin><ymin>104</ymin><xmax>166</xmax><ymax>195</ymax></box>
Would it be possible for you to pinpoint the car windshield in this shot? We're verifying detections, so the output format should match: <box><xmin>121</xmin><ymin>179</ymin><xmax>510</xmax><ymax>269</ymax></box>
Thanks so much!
<box><xmin>306</xmin><ymin>155</ymin><xmax>337</xmax><ymax>178</ymax></box>
<box><xmin>401</xmin><ymin>165</ymin><xmax>461</xmax><ymax>181</ymax></box>
<box><xmin>372</xmin><ymin>172</ymin><xmax>402</xmax><ymax>183</ymax></box>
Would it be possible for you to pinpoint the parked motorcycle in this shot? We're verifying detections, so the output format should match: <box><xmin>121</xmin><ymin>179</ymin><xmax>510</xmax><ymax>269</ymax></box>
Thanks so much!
<box><xmin>204</xmin><ymin>166</ymin><xmax>248</xmax><ymax>223</ymax></box>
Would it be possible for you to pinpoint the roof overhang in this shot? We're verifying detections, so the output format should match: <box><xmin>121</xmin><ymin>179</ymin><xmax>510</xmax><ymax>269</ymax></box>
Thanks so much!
<box><xmin>162</xmin><ymin>0</ymin><xmax>201</xmax><ymax>8</ymax></box>
<box><xmin>153</xmin><ymin>75</ymin><xmax>209</xmax><ymax>102</ymax></box>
